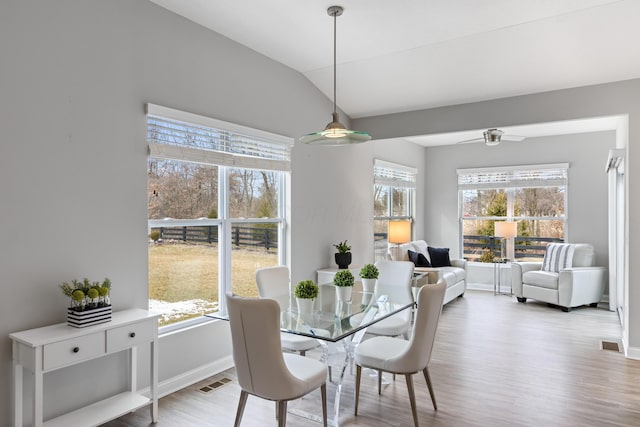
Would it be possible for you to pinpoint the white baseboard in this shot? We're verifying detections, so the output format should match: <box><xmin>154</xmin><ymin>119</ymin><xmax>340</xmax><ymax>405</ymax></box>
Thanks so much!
<box><xmin>156</xmin><ymin>356</ymin><xmax>235</xmax><ymax>398</ymax></box>
<box><xmin>466</xmin><ymin>282</ymin><xmax>494</xmax><ymax>292</ymax></box>
<box><xmin>625</xmin><ymin>345</ymin><xmax>640</xmax><ymax>360</ymax></box>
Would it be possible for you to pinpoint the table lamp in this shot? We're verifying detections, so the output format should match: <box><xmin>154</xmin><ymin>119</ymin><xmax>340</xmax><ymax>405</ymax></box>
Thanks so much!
<box><xmin>388</xmin><ymin>220</ymin><xmax>411</xmax><ymax>260</ymax></box>
<box><xmin>494</xmin><ymin>221</ymin><xmax>517</xmax><ymax>260</ymax></box>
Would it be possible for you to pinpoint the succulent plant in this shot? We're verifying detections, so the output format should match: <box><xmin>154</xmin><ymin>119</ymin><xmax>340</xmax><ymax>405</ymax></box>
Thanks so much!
<box><xmin>294</xmin><ymin>280</ymin><xmax>319</xmax><ymax>299</ymax></box>
<box><xmin>359</xmin><ymin>263</ymin><xmax>379</xmax><ymax>279</ymax></box>
<box><xmin>333</xmin><ymin>269</ymin><xmax>355</xmax><ymax>287</ymax></box>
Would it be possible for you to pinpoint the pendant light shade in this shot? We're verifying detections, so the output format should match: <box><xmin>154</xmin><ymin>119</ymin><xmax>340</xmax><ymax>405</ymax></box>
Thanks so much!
<box><xmin>300</xmin><ymin>6</ymin><xmax>371</xmax><ymax>146</ymax></box>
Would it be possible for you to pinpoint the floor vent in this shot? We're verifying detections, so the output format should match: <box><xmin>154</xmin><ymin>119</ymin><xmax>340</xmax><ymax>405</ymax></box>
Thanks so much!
<box><xmin>198</xmin><ymin>377</ymin><xmax>232</xmax><ymax>393</ymax></box>
<box><xmin>601</xmin><ymin>340</ymin><xmax>622</xmax><ymax>352</ymax></box>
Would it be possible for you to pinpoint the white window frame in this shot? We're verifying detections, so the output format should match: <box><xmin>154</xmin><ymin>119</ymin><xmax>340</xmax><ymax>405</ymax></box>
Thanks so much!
<box><xmin>146</xmin><ymin>104</ymin><xmax>292</xmax><ymax>327</ymax></box>
<box><xmin>457</xmin><ymin>163</ymin><xmax>569</xmax><ymax>261</ymax></box>
<box><xmin>373</xmin><ymin>159</ymin><xmax>417</xmax><ymax>260</ymax></box>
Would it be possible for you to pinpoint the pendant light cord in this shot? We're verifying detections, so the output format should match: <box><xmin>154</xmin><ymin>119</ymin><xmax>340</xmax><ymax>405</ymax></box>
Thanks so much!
<box><xmin>333</xmin><ymin>9</ymin><xmax>337</xmax><ymax>116</ymax></box>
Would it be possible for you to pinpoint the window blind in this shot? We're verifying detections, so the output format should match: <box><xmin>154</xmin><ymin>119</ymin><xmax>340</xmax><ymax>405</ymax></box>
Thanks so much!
<box><xmin>146</xmin><ymin>104</ymin><xmax>292</xmax><ymax>172</ymax></box>
<box><xmin>374</xmin><ymin>159</ymin><xmax>417</xmax><ymax>189</ymax></box>
<box><xmin>457</xmin><ymin>163</ymin><xmax>568</xmax><ymax>190</ymax></box>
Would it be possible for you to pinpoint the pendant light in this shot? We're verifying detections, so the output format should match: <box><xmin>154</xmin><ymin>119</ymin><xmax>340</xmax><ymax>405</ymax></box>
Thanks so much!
<box><xmin>300</xmin><ymin>6</ymin><xmax>371</xmax><ymax>145</ymax></box>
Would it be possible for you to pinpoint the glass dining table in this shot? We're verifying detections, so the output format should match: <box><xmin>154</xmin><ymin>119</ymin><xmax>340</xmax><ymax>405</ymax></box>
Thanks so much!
<box><xmin>209</xmin><ymin>280</ymin><xmax>415</xmax><ymax>426</ymax></box>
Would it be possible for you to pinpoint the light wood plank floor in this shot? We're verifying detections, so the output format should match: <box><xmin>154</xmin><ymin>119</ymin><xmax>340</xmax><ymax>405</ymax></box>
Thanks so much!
<box><xmin>105</xmin><ymin>290</ymin><xmax>640</xmax><ymax>426</ymax></box>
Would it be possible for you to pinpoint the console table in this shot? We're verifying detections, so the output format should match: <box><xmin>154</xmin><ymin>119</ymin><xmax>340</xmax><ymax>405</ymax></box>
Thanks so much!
<box><xmin>10</xmin><ymin>308</ymin><xmax>159</xmax><ymax>427</ymax></box>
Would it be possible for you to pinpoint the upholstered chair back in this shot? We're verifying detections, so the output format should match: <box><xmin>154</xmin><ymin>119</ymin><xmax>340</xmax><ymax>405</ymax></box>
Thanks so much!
<box><xmin>255</xmin><ymin>265</ymin><xmax>291</xmax><ymax>310</ymax></box>
<box><xmin>375</xmin><ymin>260</ymin><xmax>415</xmax><ymax>287</ymax></box>
<box><xmin>226</xmin><ymin>293</ymin><xmax>313</xmax><ymax>401</ymax></box>
<box><xmin>386</xmin><ymin>280</ymin><xmax>446</xmax><ymax>373</ymax></box>
<box><xmin>572</xmin><ymin>244</ymin><xmax>596</xmax><ymax>267</ymax></box>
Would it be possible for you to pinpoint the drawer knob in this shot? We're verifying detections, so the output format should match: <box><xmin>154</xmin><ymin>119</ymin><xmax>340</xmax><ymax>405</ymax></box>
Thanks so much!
<box><xmin>129</xmin><ymin>332</ymin><xmax>136</xmax><ymax>338</ymax></box>
<box><xmin>73</xmin><ymin>347</ymin><xmax>79</xmax><ymax>353</ymax></box>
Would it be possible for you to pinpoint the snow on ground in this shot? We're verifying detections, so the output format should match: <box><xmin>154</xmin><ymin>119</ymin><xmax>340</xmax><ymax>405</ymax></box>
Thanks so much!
<box><xmin>149</xmin><ymin>299</ymin><xmax>219</xmax><ymax>324</ymax></box>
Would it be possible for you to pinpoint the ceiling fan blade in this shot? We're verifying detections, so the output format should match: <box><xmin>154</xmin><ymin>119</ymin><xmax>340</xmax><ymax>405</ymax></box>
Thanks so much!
<box><xmin>456</xmin><ymin>138</ymin><xmax>484</xmax><ymax>144</ymax></box>
<box><xmin>502</xmin><ymin>135</ymin><xmax>526</xmax><ymax>142</ymax></box>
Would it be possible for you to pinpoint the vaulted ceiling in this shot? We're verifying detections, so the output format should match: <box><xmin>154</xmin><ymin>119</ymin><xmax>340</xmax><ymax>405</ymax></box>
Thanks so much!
<box><xmin>149</xmin><ymin>0</ymin><xmax>639</xmax><ymax>144</ymax></box>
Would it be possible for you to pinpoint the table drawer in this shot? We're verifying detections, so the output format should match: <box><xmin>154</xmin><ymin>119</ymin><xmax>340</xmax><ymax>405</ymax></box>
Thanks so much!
<box><xmin>43</xmin><ymin>332</ymin><xmax>106</xmax><ymax>371</ymax></box>
<box><xmin>107</xmin><ymin>319</ymin><xmax>156</xmax><ymax>353</ymax></box>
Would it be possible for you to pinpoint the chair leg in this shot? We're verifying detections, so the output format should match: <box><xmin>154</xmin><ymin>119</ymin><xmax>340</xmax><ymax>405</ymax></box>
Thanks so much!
<box><xmin>234</xmin><ymin>390</ymin><xmax>248</xmax><ymax>427</ymax></box>
<box><xmin>321</xmin><ymin>383</ymin><xmax>328</xmax><ymax>427</ymax></box>
<box><xmin>277</xmin><ymin>400</ymin><xmax>287</xmax><ymax>427</ymax></box>
<box><xmin>378</xmin><ymin>369</ymin><xmax>382</xmax><ymax>395</ymax></box>
<box><xmin>405</xmin><ymin>374</ymin><xmax>419</xmax><ymax>427</ymax></box>
<box><xmin>354</xmin><ymin>365</ymin><xmax>362</xmax><ymax>416</ymax></box>
<box><xmin>422</xmin><ymin>367</ymin><xmax>437</xmax><ymax>410</ymax></box>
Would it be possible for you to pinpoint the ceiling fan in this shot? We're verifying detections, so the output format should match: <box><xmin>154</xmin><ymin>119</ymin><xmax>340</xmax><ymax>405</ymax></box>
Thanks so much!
<box><xmin>457</xmin><ymin>128</ymin><xmax>526</xmax><ymax>146</ymax></box>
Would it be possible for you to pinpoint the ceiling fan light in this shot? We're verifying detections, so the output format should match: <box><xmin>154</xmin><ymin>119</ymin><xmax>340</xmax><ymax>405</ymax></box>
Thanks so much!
<box><xmin>483</xmin><ymin>128</ymin><xmax>503</xmax><ymax>146</ymax></box>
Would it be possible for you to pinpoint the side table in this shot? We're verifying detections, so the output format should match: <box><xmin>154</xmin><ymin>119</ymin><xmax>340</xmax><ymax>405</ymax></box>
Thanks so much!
<box><xmin>494</xmin><ymin>258</ymin><xmax>511</xmax><ymax>295</ymax></box>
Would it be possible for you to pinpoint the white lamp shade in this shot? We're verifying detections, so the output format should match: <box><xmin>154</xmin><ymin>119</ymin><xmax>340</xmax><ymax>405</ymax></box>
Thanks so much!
<box><xmin>494</xmin><ymin>221</ymin><xmax>517</xmax><ymax>238</ymax></box>
<box><xmin>388</xmin><ymin>220</ymin><xmax>411</xmax><ymax>244</ymax></box>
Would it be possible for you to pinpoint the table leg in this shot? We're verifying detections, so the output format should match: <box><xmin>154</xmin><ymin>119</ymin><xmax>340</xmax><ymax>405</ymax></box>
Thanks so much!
<box><xmin>13</xmin><ymin>356</ymin><xmax>22</xmax><ymax>427</ymax></box>
<box><xmin>33</xmin><ymin>346</ymin><xmax>43</xmax><ymax>427</ymax></box>
<box><xmin>330</xmin><ymin>337</ymin><xmax>354</xmax><ymax>426</ymax></box>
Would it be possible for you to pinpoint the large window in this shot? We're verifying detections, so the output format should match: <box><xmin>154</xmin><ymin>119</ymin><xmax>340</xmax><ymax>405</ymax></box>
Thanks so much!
<box><xmin>147</xmin><ymin>104</ymin><xmax>291</xmax><ymax>327</ymax></box>
<box><xmin>458</xmin><ymin>164</ymin><xmax>568</xmax><ymax>262</ymax></box>
<box><xmin>373</xmin><ymin>160</ymin><xmax>416</xmax><ymax>261</ymax></box>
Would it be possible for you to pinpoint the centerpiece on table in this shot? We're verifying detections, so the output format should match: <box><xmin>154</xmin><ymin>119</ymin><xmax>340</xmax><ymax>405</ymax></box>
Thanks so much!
<box><xmin>333</xmin><ymin>269</ymin><xmax>354</xmax><ymax>302</ymax></box>
<box><xmin>294</xmin><ymin>279</ymin><xmax>319</xmax><ymax>315</ymax></box>
<box><xmin>60</xmin><ymin>277</ymin><xmax>112</xmax><ymax>328</ymax></box>
<box><xmin>359</xmin><ymin>263</ymin><xmax>379</xmax><ymax>293</ymax></box>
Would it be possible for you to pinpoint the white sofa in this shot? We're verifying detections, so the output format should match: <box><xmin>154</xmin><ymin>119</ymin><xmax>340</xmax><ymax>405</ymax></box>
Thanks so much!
<box><xmin>511</xmin><ymin>243</ymin><xmax>607</xmax><ymax>312</ymax></box>
<box><xmin>387</xmin><ymin>240</ymin><xmax>466</xmax><ymax>305</ymax></box>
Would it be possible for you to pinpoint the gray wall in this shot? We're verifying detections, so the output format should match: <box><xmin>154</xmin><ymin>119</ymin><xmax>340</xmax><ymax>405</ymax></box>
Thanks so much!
<box><xmin>0</xmin><ymin>1</ymin><xmax>426</xmax><ymax>424</ymax></box>
<box><xmin>355</xmin><ymin>78</ymin><xmax>640</xmax><ymax>356</ymax></box>
<box><xmin>423</xmin><ymin>131</ymin><xmax>615</xmax><ymax>265</ymax></box>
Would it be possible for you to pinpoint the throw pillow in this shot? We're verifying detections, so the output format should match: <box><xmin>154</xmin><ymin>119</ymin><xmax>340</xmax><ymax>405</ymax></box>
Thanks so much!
<box><xmin>428</xmin><ymin>247</ymin><xmax>451</xmax><ymax>267</ymax></box>
<box><xmin>408</xmin><ymin>249</ymin><xmax>431</xmax><ymax>267</ymax></box>
<box><xmin>541</xmin><ymin>243</ymin><xmax>575</xmax><ymax>272</ymax></box>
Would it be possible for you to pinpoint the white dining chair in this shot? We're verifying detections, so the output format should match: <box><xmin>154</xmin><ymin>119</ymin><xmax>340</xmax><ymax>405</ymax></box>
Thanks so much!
<box><xmin>256</xmin><ymin>266</ymin><xmax>321</xmax><ymax>356</ymax></box>
<box><xmin>227</xmin><ymin>293</ymin><xmax>328</xmax><ymax>427</ymax></box>
<box><xmin>365</xmin><ymin>260</ymin><xmax>415</xmax><ymax>339</ymax></box>
<box><xmin>354</xmin><ymin>280</ymin><xmax>446</xmax><ymax>427</ymax></box>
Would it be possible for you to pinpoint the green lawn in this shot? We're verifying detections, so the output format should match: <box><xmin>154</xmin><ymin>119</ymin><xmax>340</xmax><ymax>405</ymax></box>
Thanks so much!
<box><xmin>149</xmin><ymin>243</ymin><xmax>278</xmax><ymax>325</ymax></box>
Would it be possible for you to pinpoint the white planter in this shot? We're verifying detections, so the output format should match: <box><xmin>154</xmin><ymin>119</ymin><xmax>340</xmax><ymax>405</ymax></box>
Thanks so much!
<box><xmin>335</xmin><ymin>286</ymin><xmax>353</xmax><ymax>302</ymax></box>
<box><xmin>361</xmin><ymin>278</ymin><xmax>377</xmax><ymax>293</ymax></box>
<box><xmin>296</xmin><ymin>297</ymin><xmax>315</xmax><ymax>315</ymax></box>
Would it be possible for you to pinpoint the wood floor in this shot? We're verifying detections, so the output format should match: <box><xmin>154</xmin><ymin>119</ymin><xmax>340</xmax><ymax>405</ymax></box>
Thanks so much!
<box><xmin>104</xmin><ymin>290</ymin><xmax>640</xmax><ymax>427</ymax></box>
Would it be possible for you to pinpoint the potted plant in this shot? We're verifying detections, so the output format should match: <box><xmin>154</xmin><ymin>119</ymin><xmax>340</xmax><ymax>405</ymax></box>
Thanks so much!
<box><xmin>359</xmin><ymin>263</ymin><xmax>379</xmax><ymax>292</ymax></box>
<box><xmin>333</xmin><ymin>269</ymin><xmax>355</xmax><ymax>302</ymax></box>
<box><xmin>333</xmin><ymin>240</ymin><xmax>352</xmax><ymax>269</ymax></box>
<box><xmin>294</xmin><ymin>279</ymin><xmax>319</xmax><ymax>315</ymax></box>
<box><xmin>60</xmin><ymin>277</ymin><xmax>112</xmax><ymax>327</ymax></box>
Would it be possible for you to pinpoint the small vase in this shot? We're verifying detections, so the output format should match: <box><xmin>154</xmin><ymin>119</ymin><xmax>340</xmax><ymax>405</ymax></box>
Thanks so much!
<box><xmin>335</xmin><ymin>285</ymin><xmax>353</xmax><ymax>302</ymax></box>
<box><xmin>361</xmin><ymin>278</ymin><xmax>377</xmax><ymax>293</ymax></box>
<box><xmin>335</xmin><ymin>252</ymin><xmax>352</xmax><ymax>269</ymax></box>
<box><xmin>296</xmin><ymin>297</ymin><xmax>315</xmax><ymax>315</ymax></box>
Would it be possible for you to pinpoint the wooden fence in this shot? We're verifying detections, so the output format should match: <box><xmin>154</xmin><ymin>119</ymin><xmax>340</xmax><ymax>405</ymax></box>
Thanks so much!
<box><xmin>152</xmin><ymin>225</ymin><xmax>278</xmax><ymax>251</ymax></box>
<box><xmin>464</xmin><ymin>235</ymin><xmax>563</xmax><ymax>261</ymax></box>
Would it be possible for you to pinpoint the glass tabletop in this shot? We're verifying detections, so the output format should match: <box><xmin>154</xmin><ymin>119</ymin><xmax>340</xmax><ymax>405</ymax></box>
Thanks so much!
<box><xmin>209</xmin><ymin>281</ymin><xmax>415</xmax><ymax>343</ymax></box>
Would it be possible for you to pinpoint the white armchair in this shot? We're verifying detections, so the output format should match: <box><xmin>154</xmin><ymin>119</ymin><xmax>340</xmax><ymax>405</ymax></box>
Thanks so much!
<box><xmin>511</xmin><ymin>243</ymin><xmax>607</xmax><ymax>312</ymax></box>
